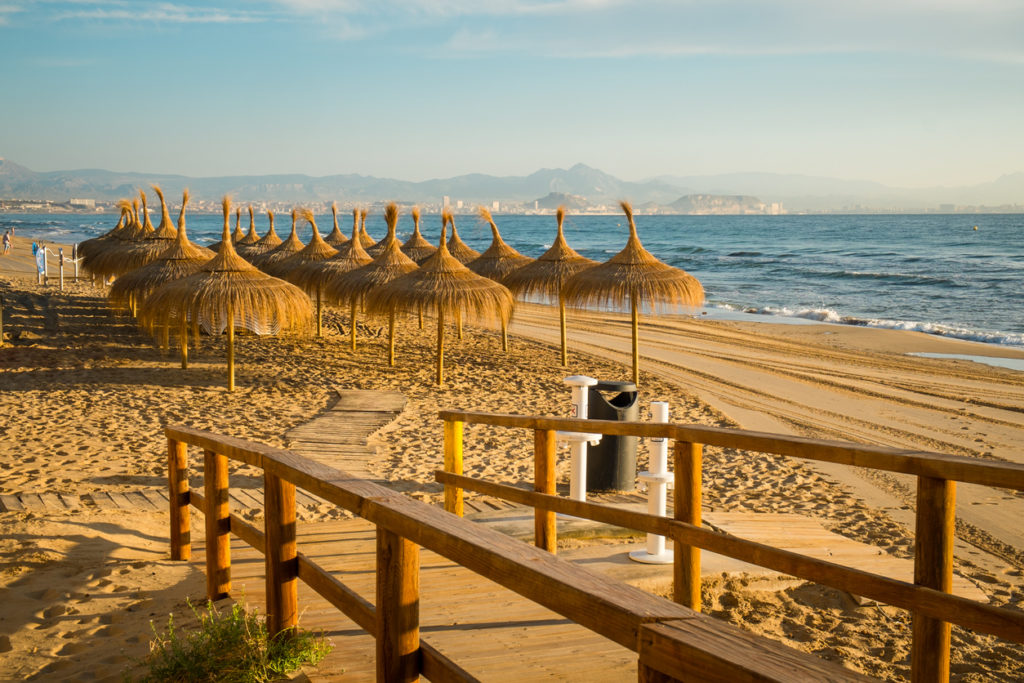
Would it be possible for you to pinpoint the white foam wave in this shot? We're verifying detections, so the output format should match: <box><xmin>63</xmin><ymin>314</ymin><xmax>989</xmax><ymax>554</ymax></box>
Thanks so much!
<box><xmin>710</xmin><ymin>304</ymin><xmax>1024</xmax><ymax>348</ymax></box>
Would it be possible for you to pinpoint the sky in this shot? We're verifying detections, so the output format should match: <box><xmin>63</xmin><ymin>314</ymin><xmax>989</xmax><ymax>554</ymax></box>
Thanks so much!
<box><xmin>0</xmin><ymin>1</ymin><xmax>1022</xmax><ymax>187</ymax></box>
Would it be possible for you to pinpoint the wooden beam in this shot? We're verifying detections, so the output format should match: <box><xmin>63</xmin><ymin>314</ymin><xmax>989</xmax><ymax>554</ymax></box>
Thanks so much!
<box><xmin>433</xmin><ymin>412</ymin><xmax>1024</xmax><ymax>491</ymax></box>
<box><xmin>433</xmin><ymin>470</ymin><xmax>1024</xmax><ymax>643</ymax></box>
<box><xmin>376</xmin><ymin>527</ymin><xmax>420</xmax><ymax>683</ymax></box>
<box><xmin>264</xmin><ymin>472</ymin><xmax>298</xmax><ymax>637</ymax></box>
<box><xmin>674</xmin><ymin>441</ymin><xmax>702</xmax><ymax>611</ymax></box>
<box><xmin>167</xmin><ymin>436</ymin><xmax>190</xmax><ymax>561</ymax></box>
<box><xmin>911</xmin><ymin>476</ymin><xmax>955</xmax><ymax>683</ymax></box>
<box><xmin>639</xmin><ymin>619</ymin><xmax>873</xmax><ymax>682</ymax></box>
<box><xmin>203</xmin><ymin>448</ymin><xmax>230</xmax><ymax>600</ymax></box>
<box><xmin>534</xmin><ymin>429</ymin><xmax>557</xmax><ymax>553</ymax></box>
<box><xmin>443</xmin><ymin>420</ymin><xmax>464</xmax><ymax>517</ymax></box>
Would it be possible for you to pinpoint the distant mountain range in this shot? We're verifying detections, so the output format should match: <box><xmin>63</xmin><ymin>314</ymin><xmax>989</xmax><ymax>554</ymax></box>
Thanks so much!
<box><xmin>1</xmin><ymin>158</ymin><xmax>1021</xmax><ymax>212</ymax></box>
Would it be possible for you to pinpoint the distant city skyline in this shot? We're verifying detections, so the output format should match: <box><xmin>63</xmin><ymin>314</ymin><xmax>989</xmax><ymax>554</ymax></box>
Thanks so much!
<box><xmin>1</xmin><ymin>1</ymin><xmax>1021</xmax><ymax>188</ymax></box>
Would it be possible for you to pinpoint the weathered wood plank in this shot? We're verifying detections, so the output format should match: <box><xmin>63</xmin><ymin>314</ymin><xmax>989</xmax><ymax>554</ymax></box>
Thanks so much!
<box><xmin>639</xmin><ymin>618</ymin><xmax>872</xmax><ymax>682</ymax></box>
<box><xmin>19</xmin><ymin>493</ymin><xmax>46</xmax><ymax>510</ymax></box>
<box><xmin>107</xmin><ymin>491</ymin><xmax>135</xmax><ymax>510</ymax></box>
<box><xmin>39</xmin><ymin>493</ymin><xmax>65</xmax><ymax>510</ymax></box>
<box><xmin>0</xmin><ymin>494</ymin><xmax>25</xmax><ymax>511</ymax></box>
<box><xmin>59</xmin><ymin>494</ymin><xmax>81</xmax><ymax>510</ymax></box>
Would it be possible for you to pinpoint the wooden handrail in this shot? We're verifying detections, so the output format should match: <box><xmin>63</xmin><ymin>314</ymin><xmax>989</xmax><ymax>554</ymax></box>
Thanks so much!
<box><xmin>433</xmin><ymin>471</ymin><xmax>1024</xmax><ymax>643</ymax></box>
<box><xmin>166</xmin><ymin>424</ymin><xmax>868</xmax><ymax>682</ymax></box>
<box><xmin>437</xmin><ymin>410</ymin><xmax>1024</xmax><ymax>491</ymax></box>
<box><xmin>436</xmin><ymin>410</ymin><xmax>1024</xmax><ymax>683</ymax></box>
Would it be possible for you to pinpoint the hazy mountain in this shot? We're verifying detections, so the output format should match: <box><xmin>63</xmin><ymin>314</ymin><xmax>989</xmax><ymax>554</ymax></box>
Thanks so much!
<box><xmin>1</xmin><ymin>158</ymin><xmax>1020</xmax><ymax>211</ymax></box>
<box><xmin>532</xmin><ymin>192</ymin><xmax>589</xmax><ymax>210</ymax></box>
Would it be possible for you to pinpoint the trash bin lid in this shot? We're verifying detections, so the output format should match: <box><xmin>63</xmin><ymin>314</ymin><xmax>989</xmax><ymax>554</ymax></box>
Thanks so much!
<box><xmin>592</xmin><ymin>380</ymin><xmax>637</xmax><ymax>393</ymax></box>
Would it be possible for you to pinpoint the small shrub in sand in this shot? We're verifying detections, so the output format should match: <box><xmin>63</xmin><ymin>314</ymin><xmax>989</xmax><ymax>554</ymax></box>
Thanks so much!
<box><xmin>135</xmin><ymin>600</ymin><xmax>332</xmax><ymax>682</ymax></box>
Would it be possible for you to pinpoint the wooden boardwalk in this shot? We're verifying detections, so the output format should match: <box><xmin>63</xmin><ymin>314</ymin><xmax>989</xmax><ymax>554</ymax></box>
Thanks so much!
<box><xmin>202</xmin><ymin>517</ymin><xmax>637</xmax><ymax>681</ymax></box>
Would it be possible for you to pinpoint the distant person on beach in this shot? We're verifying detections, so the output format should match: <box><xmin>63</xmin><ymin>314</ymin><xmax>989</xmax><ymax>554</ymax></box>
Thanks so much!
<box><xmin>2</xmin><ymin>231</ymin><xmax>9</xmax><ymax>255</ymax></box>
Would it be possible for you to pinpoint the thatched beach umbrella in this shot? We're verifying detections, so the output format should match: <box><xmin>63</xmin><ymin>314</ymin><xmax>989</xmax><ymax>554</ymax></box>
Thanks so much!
<box><xmin>467</xmin><ymin>207</ymin><xmax>533</xmax><ymax>351</ymax></box>
<box><xmin>85</xmin><ymin>196</ymin><xmax>155</xmax><ymax>280</ymax></box>
<box><xmin>234</xmin><ymin>206</ymin><xmax>260</xmax><ymax>258</ymax></box>
<box><xmin>367</xmin><ymin>214</ymin><xmax>513</xmax><ymax>385</ymax></box>
<box><xmin>108</xmin><ymin>190</ymin><xmax>215</xmax><ymax>363</ymax></box>
<box><xmin>139</xmin><ymin>196</ymin><xmax>312</xmax><ymax>391</ymax></box>
<box><xmin>244</xmin><ymin>210</ymin><xmax>283</xmax><ymax>260</ymax></box>
<box><xmin>232</xmin><ymin>207</ymin><xmax>245</xmax><ymax>242</ymax></box>
<box><xmin>322</xmin><ymin>202</ymin><xmax>418</xmax><ymax>363</ymax></box>
<box><xmin>78</xmin><ymin>205</ymin><xmax>128</xmax><ymax>264</ymax></box>
<box><xmin>115</xmin><ymin>185</ymin><xmax>181</xmax><ymax>276</ymax></box>
<box><xmin>562</xmin><ymin>201</ymin><xmax>704</xmax><ymax>385</ymax></box>
<box><xmin>401</xmin><ymin>206</ymin><xmax>436</xmax><ymax>264</ymax></box>
<box><xmin>445</xmin><ymin>210</ymin><xmax>480</xmax><ymax>264</ymax></box>
<box><xmin>324</xmin><ymin>202</ymin><xmax>349</xmax><ymax>248</ymax></box>
<box><xmin>503</xmin><ymin>206</ymin><xmax>597</xmax><ymax>366</ymax></box>
<box><xmin>269</xmin><ymin>209</ymin><xmax>339</xmax><ymax>336</ymax></box>
<box><xmin>252</xmin><ymin>209</ymin><xmax>304</xmax><ymax>272</ymax></box>
<box><xmin>291</xmin><ymin>208</ymin><xmax>373</xmax><ymax>347</ymax></box>
<box><xmin>358</xmin><ymin>209</ymin><xmax>375</xmax><ymax>249</ymax></box>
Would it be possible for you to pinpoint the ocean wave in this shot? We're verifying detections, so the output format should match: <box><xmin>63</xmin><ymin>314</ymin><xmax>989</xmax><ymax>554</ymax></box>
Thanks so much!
<box><xmin>727</xmin><ymin>305</ymin><xmax>1024</xmax><ymax>348</ymax></box>
<box><xmin>727</xmin><ymin>251</ymin><xmax>763</xmax><ymax>257</ymax></box>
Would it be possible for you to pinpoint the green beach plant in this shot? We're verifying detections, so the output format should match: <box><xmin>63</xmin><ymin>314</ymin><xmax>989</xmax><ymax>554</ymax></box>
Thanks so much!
<box><xmin>135</xmin><ymin>599</ymin><xmax>331</xmax><ymax>682</ymax></box>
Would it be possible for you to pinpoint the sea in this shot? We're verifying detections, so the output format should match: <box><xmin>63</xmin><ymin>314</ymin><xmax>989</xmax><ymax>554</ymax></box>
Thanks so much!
<box><xmin>3</xmin><ymin>211</ymin><xmax>1022</xmax><ymax>350</ymax></box>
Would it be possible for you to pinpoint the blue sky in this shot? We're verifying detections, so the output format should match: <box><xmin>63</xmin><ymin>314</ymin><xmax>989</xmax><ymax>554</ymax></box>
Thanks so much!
<box><xmin>0</xmin><ymin>1</ymin><xmax>1021</xmax><ymax>187</ymax></box>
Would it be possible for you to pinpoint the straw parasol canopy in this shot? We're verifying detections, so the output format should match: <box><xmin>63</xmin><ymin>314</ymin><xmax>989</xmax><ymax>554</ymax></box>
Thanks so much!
<box><xmin>234</xmin><ymin>206</ymin><xmax>260</xmax><ymax>257</ymax></box>
<box><xmin>78</xmin><ymin>204</ymin><xmax>128</xmax><ymax>264</ymax></box>
<box><xmin>322</xmin><ymin>202</ymin><xmax>418</xmax><ymax>363</ymax></box>
<box><xmin>445</xmin><ymin>210</ymin><xmax>480</xmax><ymax>264</ymax></box>
<box><xmin>401</xmin><ymin>206</ymin><xmax>436</xmax><ymax>264</ymax></box>
<box><xmin>366</xmin><ymin>213</ymin><xmax>514</xmax><ymax>385</ymax></box>
<box><xmin>466</xmin><ymin>207</ymin><xmax>532</xmax><ymax>351</ymax></box>
<box><xmin>324</xmin><ymin>202</ymin><xmax>349</xmax><ymax>247</ymax></box>
<box><xmin>84</xmin><ymin>196</ymin><xmax>155</xmax><ymax>280</ymax></box>
<box><xmin>232</xmin><ymin>207</ymin><xmax>245</xmax><ymax>242</ymax></box>
<box><xmin>357</xmin><ymin>208</ymin><xmax>375</xmax><ymax>248</ymax></box>
<box><xmin>244</xmin><ymin>210</ymin><xmax>284</xmax><ymax>260</ymax></box>
<box><xmin>108</xmin><ymin>190</ymin><xmax>215</xmax><ymax>360</ymax></box>
<box><xmin>267</xmin><ymin>208</ymin><xmax>339</xmax><ymax>336</ymax></box>
<box><xmin>562</xmin><ymin>201</ymin><xmax>704</xmax><ymax>385</ymax></box>
<box><xmin>114</xmin><ymin>185</ymin><xmax>181</xmax><ymax>274</ymax></box>
<box><xmin>503</xmin><ymin>205</ymin><xmax>597</xmax><ymax>366</ymax></box>
<box><xmin>291</xmin><ymin>206</ymin><xmax>373</xmax><ymax>344</ymax></box>
<box><xmin>138</xmin><ymin>196</ymin><xmax>312</xmax><ymax>391</ymax></box>
<box><xmin>252</xmin><ymin>208</ymin><xmax>304</xmax><ymax>272</ymax></box>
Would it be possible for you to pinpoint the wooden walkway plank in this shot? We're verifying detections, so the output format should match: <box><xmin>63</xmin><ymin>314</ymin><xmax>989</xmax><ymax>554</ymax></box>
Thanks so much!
<box><xmin>0</xmin><ymin>494</ymin><xmax>24</xmax><ymax>511</ymax></box>
<box><xmin>20</xmin><ymin>493</ymin><xmax>46</xmax><ymax>510</ymax></box>
<box><xmin>59</xmin><ymin>493</ymin><xmax>81</xmax><ymax>510</ymax></box>
<box><xmin>39</xmin><ymin>493</ymin><xmax>66</xmax><ymax>510</ymax></box>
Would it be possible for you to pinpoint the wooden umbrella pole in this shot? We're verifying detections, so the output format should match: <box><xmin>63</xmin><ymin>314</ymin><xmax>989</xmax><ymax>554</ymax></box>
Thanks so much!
<box><xmin>350</xmin><ymin>296</ymin><xmax>358</xmax><ymax>352</ymax></box>
<box><xmin>631</xmin><ymin>296</ymin><xmax>639</xmax><ymax>386</ymax></box>
<box><xmin>316</xmin><ymin>287</ymin><xmax>322</xmax><ymax>338</ymax></box>
<box><xmin>227</xmin><ymin>304</ymin><xmax>235</xmax><ymax>392</ymax></box>
<box><xmin>388</xmin><ymin>309</ymin><xmax>396</xmax><ymax>367</ymax></box>
<box><xmin>436</xmin><ymin>308</ymin><xmax>445</xmax><ymax>386</ymax></box>
<box><xmin>418</xmin><ymin>303</ymin><xmax>423</xmax><ymax>330</ymax></box>
<box><xmin>501</xmin><ymin>318</ymin><xmax>508</xmax><ymax>352</ymax></box>
<box><xmin>180</xmin><ymin>318</ymin><xmax>189</xmax><ymax>370</ymax></box>
<box><xmin>457</xmin><ymin>309</ymin><xmax>463</xmax><ymax>340</ymax></box>
<box><xmin>559</xmin><ymin>298</ymin><xmax>568</xmax><ymax>367</ymax></box>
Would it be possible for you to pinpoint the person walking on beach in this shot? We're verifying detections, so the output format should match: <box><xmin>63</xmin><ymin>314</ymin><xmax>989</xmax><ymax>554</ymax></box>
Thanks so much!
<box><xmin>2</xmin><ymin>231</ymin><xmax>9</xmax><ymax>255</ymax></box>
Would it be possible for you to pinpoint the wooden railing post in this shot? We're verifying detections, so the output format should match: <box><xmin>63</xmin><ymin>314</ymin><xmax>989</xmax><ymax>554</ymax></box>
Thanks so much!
<box><xmin>167</xmin><ymin>436</ymin><xmax>190</xmax><ymax>561</ymax></box>
<box><xmin>911</xmin><ymin>476</ymin><xmax>955</xmax><ymax>683</ymax></box>
<box><xmin>673</xmin><ymin>441</ymin><xmax>702</xmax><ymax>611</ymax></box>
<box><xmin>377</xmin><ymin>527</ymin><xmax>421</xmax><ymax>683</ymax></box>
<box><xmin>443</xmin><ymin>419</ymin><xmax>464</xmax><ymax>516</ymax></box>
<box><xmin>265</xmin><ymin>471</ymin><xmax>298</xmax><ymax>636</ymax></box>
<box><xmin>534</xmin><ymin>428</ymin><xmax>558</xmax><ymax>553</ymax></box>
<box><xmin>203</xmin><ymin>448</ymin><xmax>230</xmax><ymax>600</ymax></box>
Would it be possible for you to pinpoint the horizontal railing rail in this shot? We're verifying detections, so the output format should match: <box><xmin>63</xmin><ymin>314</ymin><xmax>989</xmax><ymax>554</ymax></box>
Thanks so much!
<box><xmin>436</xmin><ymin>410</ymin><xmax>1024</xmax><ymax>683</ymax></box>
<box><xmin>166</xmin><ymin>424</ymin><xmax>868</xmax><ymax>682</ymax></box>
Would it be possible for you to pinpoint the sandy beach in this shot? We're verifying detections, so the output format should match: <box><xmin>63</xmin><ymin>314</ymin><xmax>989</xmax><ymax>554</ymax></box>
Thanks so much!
<box><xmin>1</xmin><ymin>236</ymin><xmax>1023</xmax><ymax>681</ymax></box>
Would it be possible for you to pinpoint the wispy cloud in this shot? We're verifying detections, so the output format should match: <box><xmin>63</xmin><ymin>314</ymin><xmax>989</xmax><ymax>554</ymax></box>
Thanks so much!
<box><xmin>49</xmin><ymin>1</ymin><xmax>270</xmax><ymax>24</ymax></box>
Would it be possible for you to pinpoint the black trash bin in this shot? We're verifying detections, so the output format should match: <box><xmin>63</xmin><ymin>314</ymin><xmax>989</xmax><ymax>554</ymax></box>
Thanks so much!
<box><xmin>586</xmin><ymin>380</ymin><xmax>639</xmax><ymax>491</ymax></box>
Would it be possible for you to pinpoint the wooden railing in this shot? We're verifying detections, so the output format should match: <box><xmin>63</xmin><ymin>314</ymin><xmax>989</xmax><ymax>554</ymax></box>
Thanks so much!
<box><xmin>436</xmin><ymin>411</ymin><xmax>1024</xmax><ymax>683</ymax></box>
<box><xmin>165</xmin><ymin>425</ymin><xmax>870</xmax><ymax>683</ymax></box>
